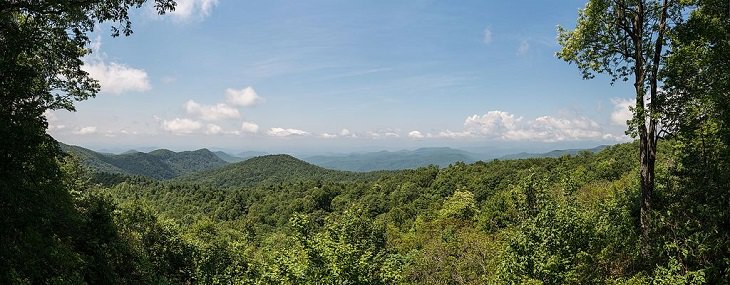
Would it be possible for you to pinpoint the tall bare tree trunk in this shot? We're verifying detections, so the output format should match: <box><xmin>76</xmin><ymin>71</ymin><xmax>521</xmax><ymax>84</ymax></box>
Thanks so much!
<box><xmin>639</xmin><ymin>123</ymin><xmax>655</xmax><ymax>257</ymax></box>
<box><xmin>640</xmin><ymin>0</ymin><xmax>668</xmax><ymax>258</ymax></box>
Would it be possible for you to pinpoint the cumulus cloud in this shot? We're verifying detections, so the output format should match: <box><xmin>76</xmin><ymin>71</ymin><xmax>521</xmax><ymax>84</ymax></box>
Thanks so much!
<box><xmin>339</xmin><ymin>128</ymin><xmax>357</xmax><ymax>138</ymax></box>
<box><xmin>74</xmin><ymin>126</ymin><xmax>97</xmax><ymax>135</ymax></box>
<box><xmin>267</xmin><ymin>127</ymin><xmax>309</xmax><ymax>137</ymax></box>
<box><xmin>241</xmin><ymin>121</ymin><xmax>259</xmax><ymax>133</ymax></box>
<box><xmin>184</xmin><ymin>100</ymin><xmax>240</xmax><ymax>121</ymax></box>
<box><xmin>205</xmin><ymin>123</ymin><xmax>223</xmax><ymax>135</ymax></box>
<box><xmin>447</xmin><ymin>110</ymin><xmax>614</xmax><ymax>142</ymax></box>
<box><xmin>408</xmin><ymin>130</ymin><xmax>425</xmax><ymax>139</ymax></box>
<box><xmin>44</xmin><ymin>110</ymin><xmax>66</xmax><ymax>131</ymax></box>
<box><xmin>483</xmin><ymin>27</ymin><xmax>493</xmax><ymax>45</ymax></box>
<box><xmin>464</xmin><ymin>111</ymin><xmax>521</xmax><ymax>136</ymax></box>
<box><xmin>611</xmin><ymin>98</ymin><xmax>634</xmax><ymax>126</ymax></box>
<box><xmin>367</xmin><ymin>129</ymin><xmax>400</xmax><ymax>139</ymax></box>
<box><xmin>504</xmin><ymin>115</ymin><xmax>604</xmax><ymax>142</ymax></box>
<box><xmin>83</xmin><ymin>62</ymin><xmax>151</xmax><ymax>94</ymax></box>
<box><xmin>162</xmin><ymin>118</ymin><xmax>202</xmax><ymax>134</ymax></box>
<box><xmin>318</xmin><ymin>128</ymin><xmax>356</xmax><ymax>138</ymax></box>
<box><xmin>83</xmin><ymin>38</ymin><xmax>151</xmax><ymax>95</ymax></box>
<box><xmin>169</xmin><ymin>0</ymin><xmax>218</xmax><ymax>20</ymax></box>
<box><xmin>436</xmin><ymin>130</ymin><xmax>473</xmax><ymax>138</ymax></box>
<box><xmin>226</xmin><ymin>87</ymin><xmax>261</xmax><ymax>107</ymax></box>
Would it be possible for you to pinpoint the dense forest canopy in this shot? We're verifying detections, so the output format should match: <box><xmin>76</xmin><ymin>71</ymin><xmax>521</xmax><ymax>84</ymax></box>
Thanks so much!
<box><xmin>1</xmin><ymin>0</ymin><xmax>729</xmax><ymax>284</ymax></box>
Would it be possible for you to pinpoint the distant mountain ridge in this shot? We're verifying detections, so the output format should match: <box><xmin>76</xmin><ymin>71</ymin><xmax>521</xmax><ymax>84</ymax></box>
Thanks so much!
<box><xmin>60</xmin><ymin>143</ymin><xmax>228</xmax><ymax>180</ymax></box>
<box><xmin>302</xmin><ymin>147</ymin><xmax>476</xmax><ymax>172</ymax></box>
<box><xmin>175</xmin><ymin>154</ymin><xmax>384</xmax><ymax>188</ymax></box>
<box><xmin>213</xmin><ymin>151</ymin><xmax>247</xmax><ymax>163</ymax></box>
<box><xmin>61</xmin><ymin>142</ymin><xmax>613</xmax><ymax>178</ymax></box>
<box><xmin>497</xmin><ymin>145</ymin><xmax>610</xmax><ymax>160</ymax></box>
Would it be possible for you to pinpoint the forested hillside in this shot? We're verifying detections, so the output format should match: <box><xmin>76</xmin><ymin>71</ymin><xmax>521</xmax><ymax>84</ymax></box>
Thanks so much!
<box><xmin>78</xmin><ymin>141</ymin><xmax>724</xmax><ymax>283</ymax></box>
<box><xmin>213</xmin><ymin>151</ymin><xmax>247</xmax><ymax>163</ymax></box>
<box><xmin>302</xmin><ymin>147</ymin><xmax>476</xmax><ymax>171</ymax></box>
<box><xmin>175</xmin><ymin>154</ymin><xmax>386</xmax><ymax>187</ymax></box>
<box><xmin>497</xmin><ymin>145</ymin><xmax>609</xmax><ymax>160</ymax></box>
<box><xmin>60</xmin><ymin>143</ymin><xmax>228</xmax><ymax>179</ymax></box>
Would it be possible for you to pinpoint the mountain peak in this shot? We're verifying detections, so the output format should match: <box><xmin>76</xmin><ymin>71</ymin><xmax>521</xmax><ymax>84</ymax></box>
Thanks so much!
<box><xmin>176</xmin><ymin>153</ymin><xmax>380</xmax><ymax>188</ymax></box>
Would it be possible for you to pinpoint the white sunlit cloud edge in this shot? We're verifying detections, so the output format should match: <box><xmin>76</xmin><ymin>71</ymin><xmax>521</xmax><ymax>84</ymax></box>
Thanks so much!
<box><xmin>155</xmin><ymin>86</ymin><xmax>263</xmax><ymax>135</ymax></box>
<box><xmin>145</xmin><ymin>0</ymin><xmax>219</xmax><ymax>22</ymax></box>
<box><xmin>82</xmin><ymin>37</ymin><xmax>151</xmax><ymax>95</ymax></box>
<box><xmin>226</xmin><ymin>87</ymin><xmax>262</xmax><ymax>107</ymax></box>
<box><xmin>611</xmin><ymin>98</ymin><xmax>634</xmax><ymax>126</ymax></box>
<box><xmin>399</xmin><ymin>110</ymin><xmax>630</xmax><ymax>143</ymax></box>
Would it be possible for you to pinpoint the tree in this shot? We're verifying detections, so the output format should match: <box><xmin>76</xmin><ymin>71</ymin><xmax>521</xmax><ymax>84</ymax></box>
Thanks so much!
<box><xmin>663</xmin><ymin>0</ymin><xmax>730</xmax><ymax>163</ymax></box>
<box><xmin>659</xmin><ymin>0</ymin><xmax>730</xmax><ymax>282</ymax></box>
<box><xmin>0</xmin><ymin>1</ymin><xmax>174</xmax><ymax>282</ymax></box>
<box><xmin>557</xmin><ymin>0</ymin><xmax>685</xmax><ymax>256</ymax></box>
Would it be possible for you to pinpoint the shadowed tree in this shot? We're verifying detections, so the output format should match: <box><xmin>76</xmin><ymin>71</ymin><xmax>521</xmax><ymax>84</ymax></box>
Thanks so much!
<box><xmin>0</xmin><ymin>1</ymin><xmax>175</xmax><ymax>282</ymax></box>
<box><xmin>660</xmin><ymin>0</ymin><xmax>730</xmax><ymax>282</ymax></box>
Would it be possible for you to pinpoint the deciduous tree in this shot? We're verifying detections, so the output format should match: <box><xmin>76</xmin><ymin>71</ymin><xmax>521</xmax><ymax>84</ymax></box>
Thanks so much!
<box><xmin>557</xmin><ymin>0</ymin><xmax>685</xmax><ymax>256</ymax></box>
<box><xmin>0</xmin><ymin>1</ymin><xmax>174</xmax><ymax>282</ymax></box>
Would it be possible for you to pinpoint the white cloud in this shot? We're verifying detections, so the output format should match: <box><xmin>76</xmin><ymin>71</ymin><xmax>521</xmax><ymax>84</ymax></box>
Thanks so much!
<box><xmin>267</xmin><ymin>127</ymin><xmax>309</xmax><ymax>137</ymax></box>
<box><xmin>84</xmin><ymin>62</ymin><xmax>151</xmax><ymax>95</ymax></box>
<box><xmin>241</xmin><ymin>121</ymin><xmax>259</xmax><ymax>133</ymax></box>
<box><xmin>83</xmin><ymin>38</ymin><xmax>151</xmax><ymax>95</ymax></box>
<box><xmin>457</xmin><ymin>110</ymin><xmax>612</xmax><ymax>142</ymax></box>
<box><xmin>169</xmin><ymin>0</ymin><xmax>219</xmax><ymax>20</ymax></box>
<box><xmin>408</xmin><ymin>130</ymin><xmax>425</xmax><ymax>139</ymax></box>
<box><xmin>184</xmin><ymin>100</ymin><xmax>240</xmax><ymax>121</ymax></box>
<box><xmin>483</xmin><ymin>27</ymin><xmax>493</xmax><ymax>45</ymax></box>
<box><xmin>319</xmin><ymin>128</ymin><xmax>357</xmax><ymax>138</ymax></box>
<box><xmin>367</xmin><ymin>129</ymin><xmax>400</xmax><ymax>139</ymax></box>
<box><xmin>436</xmin><ymin>130</ymin><xmax>473</xmax><ymax>138</ymax></box>
<box><xmin>74</xmin><ymin>126</ymin><xmax>97</xmax><ymax>135</ymax></box>
<box><xmin>517</xmin><ymin>40</ymin><xmax>530</xmax><ymax>55</ymax></box>
<box><xmin>611</xmin><ymin>98</ymin><xmax>634</xmax><ymax>126</ymax></box>
<box><xmin>339</xmin><ymin>128</ymin><xmax>357</xmax><ymax>138</ymax></box>
<box><xmin>205</xmin><ymin>123</ymin><xmax>223</xmax><ymax>135</ymax></box>
<box><xmin>226</xmin><ymin>87</ymin><xmax>261</xmax><ymax>107</ymax></box>
<box><xmin>44</xmin><ymin>110</ymin><xmax>66</xmax><ymax>131</ymax></box>
<box><xmin>464</xmin><ymin>111</ymin><xmax>521</xmax><ymax>137</ymax></box>
<box><xmin>162</xmin><ymin>118</ymin><xmax>202</xmax><ymax>134</ymax></box>
<box><xmin>505</xmin><ymin>115</ymin><xmax>604</xmax><ymax>142</ymax></box>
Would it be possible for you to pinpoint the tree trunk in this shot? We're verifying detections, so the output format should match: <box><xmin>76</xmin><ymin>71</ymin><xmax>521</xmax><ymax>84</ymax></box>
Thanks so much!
<box><xmin>631</xmin><ymin>2</ymin><xmax>654</xmax><ymax>257</ymax></box>
<box><xmin>640</xmin><ymin>0</ymin><xmax>667</xmax><ymax>258</ymax></box>
<box><xmin>639</xmin><ymin>124</ymin><xmax>655</xmax><ymax>258</ymax></box>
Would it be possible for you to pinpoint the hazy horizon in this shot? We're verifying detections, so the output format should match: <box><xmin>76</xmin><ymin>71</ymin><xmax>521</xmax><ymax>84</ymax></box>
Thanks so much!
<box><xmin>60</xmin><ymin>137</ymin><xmax>619</xmax><ymax>157</ymax></box>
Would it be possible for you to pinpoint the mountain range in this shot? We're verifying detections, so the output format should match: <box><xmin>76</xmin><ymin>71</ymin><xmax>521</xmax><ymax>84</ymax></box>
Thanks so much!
<box><xmin>60</xmin><ymin>143</ymin><xmax>228</xmax><ymax>179</ymax></box>
<box><xmin>61</xmin><ymin>143</ymin><xmax>612</xmax><ymax>180</ymax></box>
<box><xmin>175</xmin><ymin>154</ymin><xmax>383</xmax><ymax>188</ymax></box>
<box><xmin>301</xmin><ymin>147</ymin><xmax>476</xmax><ymax>172</ymax></box>
<box><xmin>496</xmin><ymin>145</ymin><xmax>610</xmax><ymax>160</ymax></box>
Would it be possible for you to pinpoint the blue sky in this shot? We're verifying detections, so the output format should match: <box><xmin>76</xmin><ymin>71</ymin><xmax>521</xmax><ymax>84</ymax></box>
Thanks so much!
<box><xmin>47</xmin><ymin>0</ymin><xmax>636</xmax><ymax>154</ymax></box>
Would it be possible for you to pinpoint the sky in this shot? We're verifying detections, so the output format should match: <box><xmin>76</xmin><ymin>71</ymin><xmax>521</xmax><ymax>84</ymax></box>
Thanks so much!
<box><xmin>47</xmin><ymin>0</ymin><xmax>637</xmax><ymax>155</ymax></box>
